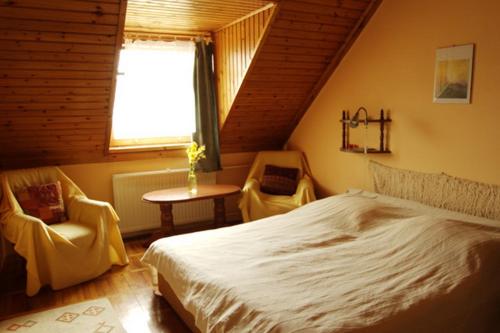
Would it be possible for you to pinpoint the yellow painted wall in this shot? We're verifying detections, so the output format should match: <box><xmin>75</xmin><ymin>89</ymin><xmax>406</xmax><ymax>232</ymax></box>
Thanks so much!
<box><xmin>288</xmin><ymin>0</ymin><xmax>500</xmax><ymax>197</ymax></box>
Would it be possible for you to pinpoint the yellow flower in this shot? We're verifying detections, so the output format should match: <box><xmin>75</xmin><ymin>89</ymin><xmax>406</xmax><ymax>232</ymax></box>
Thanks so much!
<box><xmin>186</xmin><ymin>141</ymin><xmax>206</xmax><ymax>170</ymax></box>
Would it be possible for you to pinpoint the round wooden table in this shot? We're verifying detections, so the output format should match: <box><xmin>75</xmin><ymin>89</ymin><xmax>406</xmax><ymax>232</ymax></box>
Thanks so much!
<box><xmin>142</xmin><ymin>184</ymin><xmax>241</xmax><ymax>246</ymax></box>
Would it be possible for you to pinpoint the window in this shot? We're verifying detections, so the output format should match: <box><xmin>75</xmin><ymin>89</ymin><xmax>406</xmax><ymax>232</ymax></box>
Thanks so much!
<box><xmin>110</xmin><ymin>40</ymin><xmax>196</xmax><ymax>150</ymax></box>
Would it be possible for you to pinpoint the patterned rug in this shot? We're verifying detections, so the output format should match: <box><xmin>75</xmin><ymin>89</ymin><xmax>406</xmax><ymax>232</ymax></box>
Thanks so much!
<box><xmin>0</xmin><ymin>298</ymin><xmax>125</xmax><ymax>333</ymax></box>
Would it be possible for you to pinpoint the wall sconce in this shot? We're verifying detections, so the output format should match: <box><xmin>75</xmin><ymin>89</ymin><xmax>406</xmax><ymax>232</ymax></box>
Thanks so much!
<box><xmin>350</xmin><ymin>106</ymin><xmax>368</xmax><ymax>154</ymax></box>
<box><xmin>350</xmin><ymin>106</ymin><xmax>369</xmax><ymax>128</ymax></box>
<box><xmin>341</xmin><ymin>108</ymin><xmax>392</xmax><ymax>154</ymax></box>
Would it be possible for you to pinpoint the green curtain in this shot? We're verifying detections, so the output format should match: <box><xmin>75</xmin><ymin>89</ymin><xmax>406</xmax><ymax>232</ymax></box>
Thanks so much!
<box><xmin>193</xmin><ymin>40</ymin><xmax>221</xmax><ymax>172</ymax></box>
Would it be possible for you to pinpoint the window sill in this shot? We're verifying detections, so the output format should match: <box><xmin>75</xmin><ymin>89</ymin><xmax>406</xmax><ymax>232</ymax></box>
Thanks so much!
<box><xmin>108</xmin><ymin>143</ymin><xmax>190</xmax><ymax>154</ymax></box>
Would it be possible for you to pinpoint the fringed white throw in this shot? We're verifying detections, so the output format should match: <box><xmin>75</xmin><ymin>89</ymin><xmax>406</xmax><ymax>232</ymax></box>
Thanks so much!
<box><xmin>370</xmin><ymin>160</ymin><xmax>500</xmax><ymax>221</ymax></box>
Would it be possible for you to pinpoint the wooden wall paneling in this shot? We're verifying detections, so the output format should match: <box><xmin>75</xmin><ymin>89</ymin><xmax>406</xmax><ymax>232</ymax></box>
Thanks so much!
<box><xmin>0</xmin><ymin>70</ymin><xmax>112</xmax><ymax>80</ymax></box>
<box><xmin>0</xmin><ymin>41</ymin><xmax>116</xmax><ymax>54</ymax></box>
<box><xmin>0</xmin><ymin>51</ymin><xmax>116</xmax><ymax>64</ymax></box>
<box><xmin>0</xmin><ymin>79</ymin><xmax>112</xmax><ymax>88</ymax></box>
<box><xmin>0</xmin><ymin>7</ymin><xmax>118</xmax><ymax>25</ymax></box>
<box><xmin>214</xmin><ymin>5</ymin><xmax>276</xmax><ymax>128</ymax></box>
<box><xmin>0</xmin><ymin>19</ymin><xmax>118</xmax><ymax>35</ymax></box>
<box><xmin>0</xmin><ymin>87</ymin><xmax>110</xmax><ymax>96</ymax></box>
<box><xmin>285</xmin><ymin>0</ymin><xmax>382</xmax><ymax>135</ymax></box>
<box><xmin>277</xmin><ymin>8</ymin><xmax>357</xmax><ymax>26</ymax></box>
<box><xmin>268</xmin><ymin>28</ymin><xmax>348</xmax><ymax>42</ymax></box>
<box><xmin>0</xmin><ymin>103</ymin><xmax>109</xmax><ymax>112</ymax></box>
<box><xmin>281</xmin><ymin>0</ymin><xmax>366</xmax><ymax>18</ymax></box>
<box><xmin>0</xmin><ymin>30</ymin><xmax>116</xmax><ymax>45</ymax></box>
<box><xmin>0</xmin><ymin>61</ymin><xmax>114</xmax><ymax>72</ymax></box>
<box><xmin>0</xmin><ymin>129</ymin><xmax>106</xmax><ymax>140</ymax></box>
<box><xmin>0</xmin><ymin>0</ymin><xmax>124</xmax><ymax>168</ymax></box>
<box><xmin>219</xmin><ymin>0</ymin><xmax>381</xmax><ymax>153</ymax></box>
<box><xmin>0</xmin><ymin>95</ymin><xmax>109</xmax><ymax>103</ymax></box>
<box><xmin>0</xmin><ymin>0</ymin><xmax>377</xmax><ymax>166</ymax></box>
<box><xmin>0</xmin><ymin>0</ymin><xmax>120</xmax><ymax>13</ymax></box>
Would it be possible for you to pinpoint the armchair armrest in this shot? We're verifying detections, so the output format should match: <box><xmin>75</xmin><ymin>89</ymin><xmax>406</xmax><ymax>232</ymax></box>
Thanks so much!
<box><xmin>242</xmin><ymin>178</ymin><xmax>260</xmax><ymax>193</ymax></box>
<box><xmin>68</xmin><ymin>197</ymin><xmax>128</xmax><ymax>265</ymax></box>
<box><xmin>293</xmin><ymin>174</ymin><xmax>316</xmax><ymax>205</ymax></box>
<box><xmin>1</xmin><ymin>211</ymin><xmax>73</xmax><ymax>296</ymax></box>
<box><xmin>68</xmin><ymin>197</ymin><xmax>119</xmax><ymax>227</ymax></box>
<box><xmin>239</xmin><ymin>178</ymin><xmax>262</xmax><ymax>222</ymax></box>
<box><xmin>1</xmin><ymin>212</ymin><xmax>47</xmax><ymax>245</ymax></box>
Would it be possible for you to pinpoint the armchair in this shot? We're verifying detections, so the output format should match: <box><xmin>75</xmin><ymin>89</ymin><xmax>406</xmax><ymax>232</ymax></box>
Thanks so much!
<box><xmin>0</xmin><ymin>166</ymin><xmax>129</xmax><ymax>296</ymax></box>
<box><xmin>239</xmin><ymin>151</ymin><xmax>316</xmax><ymax>222</ymax></box>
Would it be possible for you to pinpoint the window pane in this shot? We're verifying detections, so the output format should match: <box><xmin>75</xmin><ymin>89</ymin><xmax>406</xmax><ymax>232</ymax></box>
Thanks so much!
<box><xmin>111</xmin><ymin>40</ymin><xmax>196</xmax><ymax>147</ymax></box>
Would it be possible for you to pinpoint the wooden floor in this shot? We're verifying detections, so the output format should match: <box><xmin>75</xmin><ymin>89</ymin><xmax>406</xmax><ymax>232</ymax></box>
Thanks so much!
<box><xmin>0</xmin><ymin>237</ymin><xmax>191</xmax><ymax>333</ymax></box>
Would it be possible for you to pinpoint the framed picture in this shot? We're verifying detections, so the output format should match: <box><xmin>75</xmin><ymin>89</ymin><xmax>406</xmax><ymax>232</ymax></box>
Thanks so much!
<box><xmin>433</xmin><ymin>44</ymin><xmax>474</xmax><ymax>104</ymax></box>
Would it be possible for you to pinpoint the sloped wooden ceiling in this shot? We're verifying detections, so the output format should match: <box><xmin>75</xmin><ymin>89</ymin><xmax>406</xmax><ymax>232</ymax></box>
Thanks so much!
<box><xmin>0</xmin><ymin>0</ymin><xmax>123</xmax><ymax>168</ymax></box>
<box><xmin>0</xmin><ymin>0</ymin><xmax>381</xmax><ymax>168</ymax></box>
<box><xmin>0</xmin><ymin>0</ymin><xmax>273</xmax><ymax>168</ymax></box>
<box><xmin>219</xmin><ymin>0</ymin><xmax>381</xmax><ymax>153</ymax></box>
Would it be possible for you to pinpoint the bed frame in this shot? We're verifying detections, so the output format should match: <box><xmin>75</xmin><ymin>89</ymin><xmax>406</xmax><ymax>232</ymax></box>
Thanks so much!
<box><xmin>158</xmin><ymin>273</ymin><xmax>201</xmax><ymax>333</ymax></box>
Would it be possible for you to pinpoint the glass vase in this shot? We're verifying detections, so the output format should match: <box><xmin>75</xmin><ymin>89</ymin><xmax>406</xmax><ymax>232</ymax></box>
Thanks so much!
<box><xmin>187</xmin><ymin>168</ymin><xmax>198</xmax><ymax>195</ymax></box>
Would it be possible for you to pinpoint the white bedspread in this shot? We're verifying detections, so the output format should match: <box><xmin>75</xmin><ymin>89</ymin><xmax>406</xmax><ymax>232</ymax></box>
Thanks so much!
<box><xmin>142</xmin><ymin>191</ymin><xmax>500</xmax><ymax>332</ymax></box>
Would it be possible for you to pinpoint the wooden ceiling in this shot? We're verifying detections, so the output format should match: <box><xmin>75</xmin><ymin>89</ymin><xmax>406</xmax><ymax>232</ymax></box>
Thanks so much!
<box><xmin>0</xmin><ymin>0</ymin><xmax>123</xmax><ymax>168</ymax></box>
<box><xmin>0</xmin><ymin>0</ymin><xmax>381</xmax><ymax>168</ymax></box>
<box><xmin>220</xmin><ymin>0</ymin><xmax>381</xmax><ymax>152</ymax></box>
<box><xmin>125</xmin><ymin>0</ymin><xmax>272</xmax><ymax>33</ymax></box>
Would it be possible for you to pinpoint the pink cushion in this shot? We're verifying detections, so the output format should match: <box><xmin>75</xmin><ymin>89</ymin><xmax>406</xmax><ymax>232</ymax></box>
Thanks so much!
<box><xmin>16</xmin><ymin>181</ymin><xmax>67</xmax><ymax>224</ymax></box>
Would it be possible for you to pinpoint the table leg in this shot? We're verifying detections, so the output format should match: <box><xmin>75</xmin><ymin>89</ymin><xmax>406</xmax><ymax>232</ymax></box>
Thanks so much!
<box><xmin>213</xmin><ymin>197</ymin><xmax>226</xmax><ymax>228</ymax></box>
<box><xmin>144</xmin><ymin>203</ymin><xmax>174</xmax><ymax>247</ymax></box>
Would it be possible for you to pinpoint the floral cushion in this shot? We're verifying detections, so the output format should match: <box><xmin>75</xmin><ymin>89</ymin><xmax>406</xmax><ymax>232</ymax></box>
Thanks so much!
<box><xmin>16</xmin><ymin>181</ymin><xmax>67</xmax><ymax>224</ymax></box>
<box><xmin>260</xmin><ymin>165</ymin><xmax>299</xmax><ymax>196</ymax></box>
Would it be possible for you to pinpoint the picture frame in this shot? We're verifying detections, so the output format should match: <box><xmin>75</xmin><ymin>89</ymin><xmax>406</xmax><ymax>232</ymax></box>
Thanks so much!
<box><xmin>433</xmin><ymin>44</ymin><xmax>474</xmax><ymax>104</ymax></box>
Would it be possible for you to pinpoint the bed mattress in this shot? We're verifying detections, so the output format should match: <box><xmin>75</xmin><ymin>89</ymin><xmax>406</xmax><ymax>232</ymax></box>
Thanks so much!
<box><xmin>142</xmin><ymin>190</ymin><xmax>500</xmax><ymax>332</ymax></box>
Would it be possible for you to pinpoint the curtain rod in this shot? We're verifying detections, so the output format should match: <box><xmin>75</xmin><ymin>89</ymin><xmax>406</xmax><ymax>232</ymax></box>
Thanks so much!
<box><xmin>124</xmin><ymin>31</ymin><xmax>212</xmax><ymax>43</ymax></box>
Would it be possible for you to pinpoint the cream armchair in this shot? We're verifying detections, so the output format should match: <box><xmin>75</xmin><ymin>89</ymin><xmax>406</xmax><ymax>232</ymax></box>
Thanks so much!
<box><xmin>239</xmin><ymin>151</ymin><xmax>316</xmax><ymax>222</ymax></box>
<box><xmin>0</xmin><ymin>167</ymin><xmax>129</xmax><ymax>296</ymax></box>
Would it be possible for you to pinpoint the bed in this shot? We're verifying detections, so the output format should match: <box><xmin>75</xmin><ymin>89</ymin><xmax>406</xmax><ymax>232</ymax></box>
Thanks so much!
<box><xmin>142</xmin><ymin>187</ymin><xmax>500</xmax><ymax>333</ymax></box>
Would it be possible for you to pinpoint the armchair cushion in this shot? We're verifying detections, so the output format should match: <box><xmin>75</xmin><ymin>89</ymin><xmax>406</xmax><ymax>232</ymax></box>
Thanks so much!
<box><xmin>260</xmin><ymin>165</ymin><xmax>299</xmax><ymax>196</ymax></box>
<box><xmin>15</xmin><ymin>181</ymin><xmax>66</xmax><ymax>224</ymax></box>
<box><xmin>239</xmin><ymin>151</ymin><xmax>316</xmax><ymax>222</ymax></box>
<box><xmin>50</xmin><ymin>222</ymin><xmax>95</xmax><ymax>248</ymax></box>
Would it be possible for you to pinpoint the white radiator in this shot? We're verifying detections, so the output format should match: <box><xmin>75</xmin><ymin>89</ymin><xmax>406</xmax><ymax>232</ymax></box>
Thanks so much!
<box><xmin>112</xmin><ymin>169</ymin><xmax>216</xmax><ymax>235</ymax></box>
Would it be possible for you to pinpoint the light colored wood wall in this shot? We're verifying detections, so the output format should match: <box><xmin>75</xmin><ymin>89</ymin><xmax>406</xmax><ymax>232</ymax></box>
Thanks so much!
<box><xmin>214</xmin><ymin>5</ymin><xmax>275</xmax><ymax>127</ymax></box>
